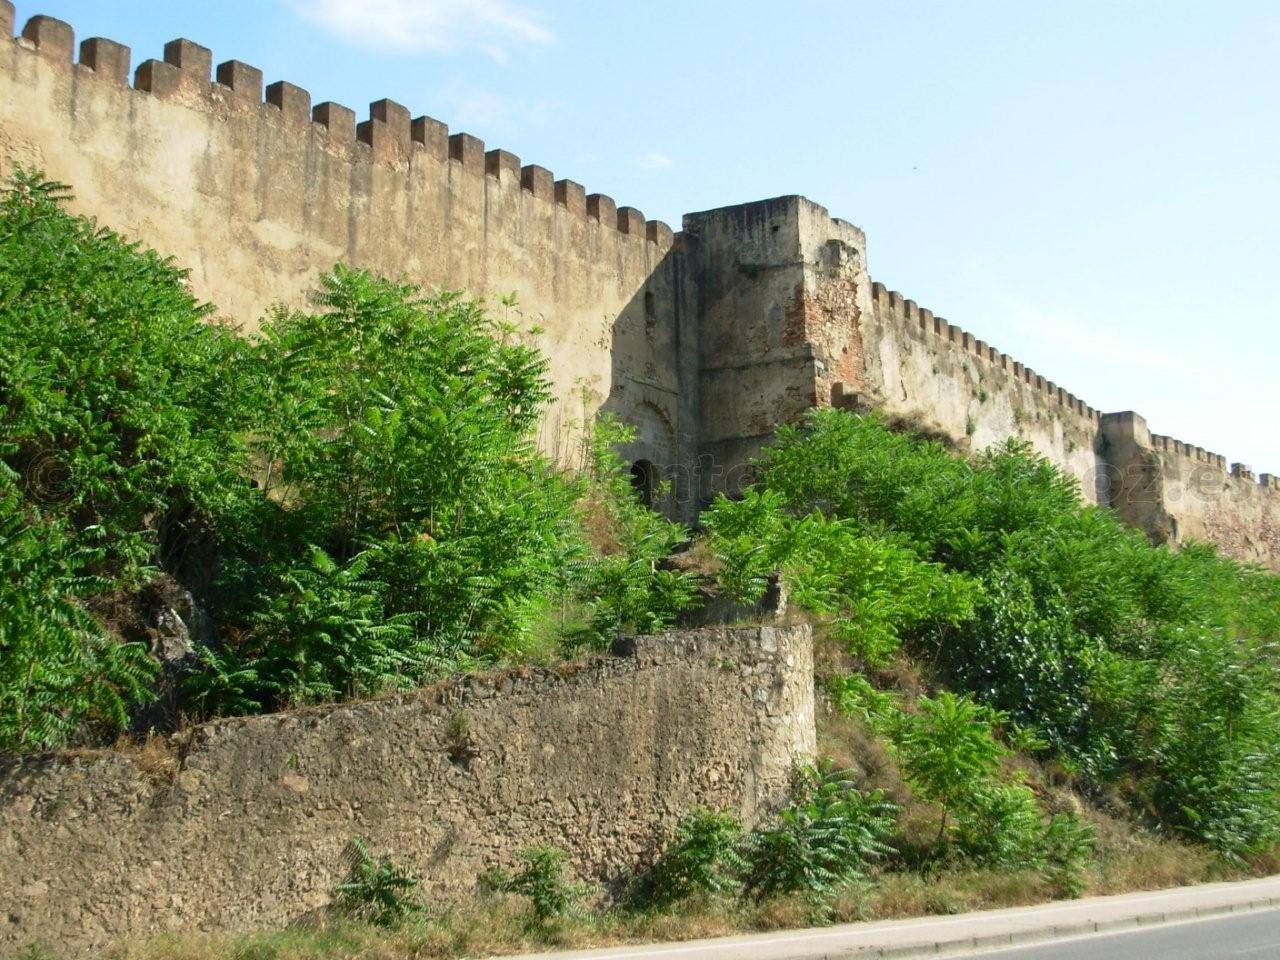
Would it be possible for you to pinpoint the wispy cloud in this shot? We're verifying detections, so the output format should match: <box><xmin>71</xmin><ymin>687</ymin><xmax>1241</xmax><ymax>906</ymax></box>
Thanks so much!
<box><xmin>999</xmin><ymin>298</ymin><xmax>1180</xmax><ymax>372</ymax></box>
<box><xmin>637</xmin><ymin>151</ymin><xmax>674</xmax><ymax>171</ymax></box>
<box><xmin>454</xmin><ymin>90</ymin><xmax>512</xmax><ymax>129</ymax></box>
<box><xmin>447</xmin><ymin>89</ymin><xmax>558</xmax><ymax>136</ymax></box>
<box><xmin>284</xmin><ymin>0</ymin><xmax>551</xmax><ymax>59</ymax></box>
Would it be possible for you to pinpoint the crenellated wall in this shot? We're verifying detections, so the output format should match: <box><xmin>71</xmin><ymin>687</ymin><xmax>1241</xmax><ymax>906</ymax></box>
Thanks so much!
<box><xmin>1103</xmin><ymin>413</ymin><xmax>1280</xmax><ymax>568</ymax></box>
<box><xmin>0</xmin><ymin>3</ymin><xmax>1275</xmax><ymax>566</ymax></box>
<box><xmin>0</xmin><ymin>8</ymin><xmax>699</xmax><ymax>514</ymax></box>
<box><xmin>862</xmin><ymin>281</ymin><xmax>1106</xmax><ymax>501</ymax></box>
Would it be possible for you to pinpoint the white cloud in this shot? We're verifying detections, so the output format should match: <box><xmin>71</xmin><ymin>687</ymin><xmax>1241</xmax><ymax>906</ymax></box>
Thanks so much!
<box><xmin>454</xmin><ymin>90</ymin><xmax>511</xmax><ymax>129</ymax></box>
<box><xmin>637</xmin><ymin>151</ymin><xmax>674</xmax><ymax>171</ymax></box>
<box><xmin>445</xmin><ymin>89</ymin><xmax>558</xmax><ymax>136</ymax></box>
<box><xmin>1000</xmin><ymin>298</ymin><xmax>1192</xmax><ymax>374</ymax></box>
<box><xmin>285</xmin><ymin>0</ymin><xmax>551</xmax><ymax>58</ymax></box>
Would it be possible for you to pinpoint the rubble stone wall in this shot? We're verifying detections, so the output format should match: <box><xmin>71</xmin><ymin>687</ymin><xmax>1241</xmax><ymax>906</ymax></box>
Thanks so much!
<box><xmin>0</xmin><ymin>625</ymin><xmax>815</xmax><ymax>955</ymax></box>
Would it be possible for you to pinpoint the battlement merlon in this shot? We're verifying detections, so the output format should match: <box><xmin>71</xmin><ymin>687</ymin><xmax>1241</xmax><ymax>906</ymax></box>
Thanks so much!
<box><xmin>2</xmin><ymin>12</ymin><xmax>675</xmax><ymax>245</ymax></box>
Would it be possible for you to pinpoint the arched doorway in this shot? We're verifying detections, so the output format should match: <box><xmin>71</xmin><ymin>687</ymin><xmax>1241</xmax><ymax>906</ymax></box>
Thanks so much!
<box><xmin>630</xmin><ymin>459</ymin><xmax>656</xmax><ymax>507</ymax></box>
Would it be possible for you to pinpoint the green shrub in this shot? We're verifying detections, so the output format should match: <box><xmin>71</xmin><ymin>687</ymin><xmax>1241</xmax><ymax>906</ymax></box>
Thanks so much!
<box><xmin>704</xmin><ymin>489</ymin><xmax>976</xmax><ymax>665</ymax></box>
<box><xmin>0</xmin><ymin>469</ymin><xmax>155</xmax><ymax>751</ymax></box>
<box><xmin>1040</xmin><ymin>813</ymin><xmax>1094</xmax><ymax>898</ymax></box>
<box><xmin>488</xmin><ymin>846</ymin><xmax>582</xmax><ymax>926</ymax></box>
<box><xmin>0</xmin><ymin>170</ymin><xmax>252</xmax><ymax>584</ymax></box>
<box><xmin>243</xmin><ymin>267</ymin><xmax>583</xmax><ymax>650</ymax></box>
<box><xmin>194</xmin><ymin>546</ymin><xmax>418</xmax><ymax>712</ymax></box>
<box><xmin>0</xmin><ymin>169</ymin><xmax>239</xmax><ymax>748</ymax></box>
<box><xmin>1146</xmin><ymin>627</ymin><xmax>1280</xmax><ymax>855</ymax></box>
<box><xmin>641</xmin><ymin>808</ymin><xmax>746</xmax><ymax>907</ymax></box>
<box><xmin>332</xmin><ymin>839</ymin><xmax>423</xmax><ymax>927</ymax></box>
<box><xmin>741</xmin><ymin>761</ymin><xmax>896</xmax><ymax>908</ymax></box>
<box><xmin>891</xmin><ymin>692</ymin><xmax>1008</xmax><ymax>845</ymax></box>
<box><xmin>951</xmin><ymin>783</ymin><xmax>1045</xmax><ymax>868</ymax></box>
<box><xmin>827</xmin><ymin>672</ymin><xmax>899</xmax><ymax>727</ymax></box>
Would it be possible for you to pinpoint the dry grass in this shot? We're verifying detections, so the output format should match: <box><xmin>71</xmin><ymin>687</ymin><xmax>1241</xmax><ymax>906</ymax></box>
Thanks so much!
<box><xmin>1087</xmin><ymin>833</ymin><xmax>1236</xmax><ymax>895</ymax></box>
<box><xmin>854</xmin><ymin>867</ymin><xmax>1054</xmax><ymax>920</ymax></box>
<box><xmin>109</xmin><ymin>896</ymin><xmax>748</xmax><ymax>960</ymax></box>
<box><xmin>119</xmin><ymin>732</ymin><xmax>183</xmax><ymax>784</ymax></box>
<box><xmin>573</xmin><ymin>490</ymin><xmax>622</xmax><ymax>556</ymax></box>
<box><xmin>104</xmin><ymin>832</ymin><xmax>1272</xmax><ymax>960</ymax></box>
<box><xmin>95</xmin><ymin>833</ymin><xmax>1277</xmax><ymax>960</ymax></box>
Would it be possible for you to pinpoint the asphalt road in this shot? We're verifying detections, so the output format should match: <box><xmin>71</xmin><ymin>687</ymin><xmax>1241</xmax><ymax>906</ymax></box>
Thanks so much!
<box><xmin>970</xmin><ymin>908</ymin><xmax>1280</xmax><ymax>959</ymax></box>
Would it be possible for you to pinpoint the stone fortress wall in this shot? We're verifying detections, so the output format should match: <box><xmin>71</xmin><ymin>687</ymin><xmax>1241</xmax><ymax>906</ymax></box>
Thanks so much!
<box><xmin>0</xmin><ymin>7</ymin><xmax>699</xmax><ymax>514</ymax></box>
<box><xmin>0</xmin><ymin>3</ymin><xmax>1276</xmax><ymax>563</ymax></box>
<box><xmin>0</xmin><ymin>625</ymin><xmax>816</xmax><ymax>954</ymax></box>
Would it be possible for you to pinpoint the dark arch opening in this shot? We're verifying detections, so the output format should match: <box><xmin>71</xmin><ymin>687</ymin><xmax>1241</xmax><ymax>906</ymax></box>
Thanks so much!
<box><xmin>630</xmin><ymin>459</ymin><xmax>656</xmax><ymax>508</ymax></box>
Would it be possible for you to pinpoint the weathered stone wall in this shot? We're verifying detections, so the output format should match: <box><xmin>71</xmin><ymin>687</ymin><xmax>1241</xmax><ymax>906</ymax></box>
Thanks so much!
<box><xmin>0</xmin><ymin>10</ymin><xmax>699</xmax><ymax>514</ymax></box>
<box><xmin>1102</xmin><ymin>413</ymin><xmax>1280</xmax><ymax>568</ymax></box>
<box><xmin>0</xmin><ymin>625</ymin><xmax>815</xmax><ymax>955</ymax></box>
<box><xmin>681</xmin><ymin>199</ymin><xmax>1107</xmax><ymax>504</ymax></box>
<box><xmin>864</xmin><ymin>283</ymin><xmax>1107</xmax><ymax>503</ymax></box>
<box><xmin>0</xmin><ymin>4</ymin><xmax>1274</xmax><ymax>558</ymax></box>
<box><xmin>676</xmin><ymin>199</ymin><xmax>1279</xmax><ymax>567</ymax></box>
<box><xmin>683</xmin><ymin>196</ymin><xmax>870</xmax><ymax>499</ymax></box>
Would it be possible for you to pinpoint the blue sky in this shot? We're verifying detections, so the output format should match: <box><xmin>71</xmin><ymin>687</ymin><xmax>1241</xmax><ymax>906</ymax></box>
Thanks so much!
<box><xmin>14</xmin><ymin>1</ymin><xmax>1280</xmax><ymax>472</ymax></box>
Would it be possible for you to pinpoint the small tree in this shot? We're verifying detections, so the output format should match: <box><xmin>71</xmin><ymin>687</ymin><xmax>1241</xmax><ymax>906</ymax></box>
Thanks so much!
<box><xmin>642</xmin><ymin>808</ymin><xmax>746</xmax><ymax>907</ymax></box>
<box><xmin>489</xmin><ymin>846</ymin><xmax>583</xmax><ymax>927</ymax></box>
<box><xmin>893</xmin><ymin>692</ymin><xmax>1007</xmax><ymax>844</ymax></box>
<box><xmin>741</xmin><ymin>761</ymin><xmax>897</xmax><ymax>909</ymax></box>
<box><xmin>333</xmin><ymin>839</ymin><xmax>423</xmax><ymax>927</ymax></box>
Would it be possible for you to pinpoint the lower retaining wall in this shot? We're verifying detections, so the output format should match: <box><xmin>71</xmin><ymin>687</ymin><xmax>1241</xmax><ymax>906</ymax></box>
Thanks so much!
<box><xmin>0</xmin><ymin>625</ymin><xmax>815</xmax><ymax>955</ymax></box>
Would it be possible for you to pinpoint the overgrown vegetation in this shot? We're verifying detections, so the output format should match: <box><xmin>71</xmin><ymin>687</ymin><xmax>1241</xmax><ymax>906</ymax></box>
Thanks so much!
<box><xmin>0</xmin><ymin>172</ymin><xmax>695</xmax><ymax>750</ymax></box>
<box><xmin>484</xmin><ymin>847</ymin><xmax>584</xmax><ymax>928</ymax></box>
<box><xmin>332</xmin><ymin>840</ymin><xmax>423</xmax><ymax>928</ymax></box>
<box><xmin>707</xmin><ymin>408</ymin><xmax>1280</xmax><ymax>856</ymax></box>
<box><xmin>6</xmin><ymin>169</ymin><xmax>1280</xmax><ymax>958</ymax></box>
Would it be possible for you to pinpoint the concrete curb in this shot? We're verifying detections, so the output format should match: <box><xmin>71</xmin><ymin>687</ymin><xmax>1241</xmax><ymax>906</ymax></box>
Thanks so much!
<box><xmin>834</xmin><ymin>895</ymin><xmax>1280</xmax><ymax>958</ymax></box>
<box><xmin>505</xmin><ymin>877</ymin><xmax>1280</xmax><ymax>960</ymax></box>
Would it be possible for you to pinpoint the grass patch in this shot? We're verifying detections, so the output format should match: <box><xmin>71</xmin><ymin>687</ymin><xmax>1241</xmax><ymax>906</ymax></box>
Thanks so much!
<box><xmin>101</xmin><ymin>840</ymin><xmax>1272</xmax><ymax>960</ymax></box>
